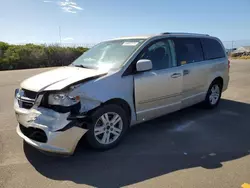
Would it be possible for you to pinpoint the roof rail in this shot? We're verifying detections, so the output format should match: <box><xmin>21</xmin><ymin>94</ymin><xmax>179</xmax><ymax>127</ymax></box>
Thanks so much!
<box><xmin>161</xmin><ymin>32</ymin><xmax>209</xmax><ymax>36</ymax></box>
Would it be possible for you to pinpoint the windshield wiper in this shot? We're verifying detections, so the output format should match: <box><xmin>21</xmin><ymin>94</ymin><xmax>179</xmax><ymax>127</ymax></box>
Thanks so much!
<box><xmin>74</xmin><ymin>64</ymin><xmax>94</xmax><ymax>69</ymax></box>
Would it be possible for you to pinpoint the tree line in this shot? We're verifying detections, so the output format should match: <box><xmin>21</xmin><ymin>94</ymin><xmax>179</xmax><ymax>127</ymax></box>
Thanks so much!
<box><xmin>0</xmin><ymin>42</ymin><xmax>89</xmax><ymax>71</ymax></box>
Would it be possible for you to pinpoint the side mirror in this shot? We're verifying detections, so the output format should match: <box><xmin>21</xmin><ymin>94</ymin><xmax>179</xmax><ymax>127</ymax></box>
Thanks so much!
<box><xmin>136</xmin><ymin>59</ymin><xmax>152</xmax><ymax>72</ymax></box>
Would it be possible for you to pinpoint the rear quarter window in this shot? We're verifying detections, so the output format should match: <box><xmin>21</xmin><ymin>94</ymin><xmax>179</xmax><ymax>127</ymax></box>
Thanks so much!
<box><xmin>173</xmin><ymin>38</ymin><xmax>204</xmax><ymax>65</ymax></box>
<box><xmin>201</xmin><ymin>38</ymin><xmax>225</xmax><ymax>60</ymax></box>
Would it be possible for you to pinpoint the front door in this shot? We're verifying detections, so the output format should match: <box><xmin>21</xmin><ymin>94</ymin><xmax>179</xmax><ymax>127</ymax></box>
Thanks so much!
<box><xmin>134</xmin><ymin>39</ymin><xmax>182</xmax><ymax>122</ymax></box>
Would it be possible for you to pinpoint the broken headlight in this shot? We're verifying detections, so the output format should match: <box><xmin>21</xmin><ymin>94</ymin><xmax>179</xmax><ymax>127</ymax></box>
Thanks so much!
<box><xmin>48</xmin><ymin>92</ymin><xmax>80</xmax><ymax>107</ymax></box>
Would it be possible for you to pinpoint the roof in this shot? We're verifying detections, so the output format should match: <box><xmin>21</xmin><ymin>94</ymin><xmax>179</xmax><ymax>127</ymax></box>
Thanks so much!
<box><xmin>111</xmin><ymin>35</ymin><xmax>153</xmax><ymax>40</ymax></box>
<box><xmin>112</xmin><ymin>32</ymin><xmax>210</xmax><ymax>40</ymax></box>
<box><xmin>161</xmin><ymin>32</ymin><xmax>209</xmax><ymax>36</ymax></box>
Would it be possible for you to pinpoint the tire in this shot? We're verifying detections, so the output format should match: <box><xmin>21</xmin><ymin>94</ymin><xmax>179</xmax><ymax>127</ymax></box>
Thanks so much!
<box><xmin>86</xmin><ymin>104</ymin><xmax>129</xmax><ymax>150</ymax></box>
<box><xmin>203</xmin><ymin>80</ymin><xmax>222</xmax><ymax>109</ymax></box>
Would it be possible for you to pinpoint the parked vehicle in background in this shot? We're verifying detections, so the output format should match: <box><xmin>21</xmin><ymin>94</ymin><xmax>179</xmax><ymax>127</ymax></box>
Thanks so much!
<box><xmin>14</xmin><ymin>32</ymin><xmax>229</xmax><ymax>155</ymax></box>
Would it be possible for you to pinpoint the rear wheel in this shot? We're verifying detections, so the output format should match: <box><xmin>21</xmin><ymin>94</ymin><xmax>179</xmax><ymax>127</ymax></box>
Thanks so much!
<box><xmin>203</xmin><ymin>81</ymin><xmax>222</xmax><ymax>108</ymax></box>
<box><xmin>86</xmin><ymin>104</ymin><xmax>129</xmax><ymax>150</ymax></box>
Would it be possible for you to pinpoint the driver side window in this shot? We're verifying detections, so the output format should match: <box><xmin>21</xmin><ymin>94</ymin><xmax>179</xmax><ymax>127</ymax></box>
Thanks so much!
<box><xmin>139</xmin><ymin>39</ymin><xmax>176</xmax><ymax>70</ymax></box>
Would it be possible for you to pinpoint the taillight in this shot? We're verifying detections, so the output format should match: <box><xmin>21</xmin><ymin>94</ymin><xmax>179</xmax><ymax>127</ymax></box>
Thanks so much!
<box><xmin>228</xmin><ymin>59</ymin><xmax>230</xmax><ymax>69</ymax></box>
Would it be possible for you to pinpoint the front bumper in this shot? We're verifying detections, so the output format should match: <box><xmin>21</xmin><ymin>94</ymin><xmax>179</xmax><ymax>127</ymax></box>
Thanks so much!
<box><xmin>14</xmin><ymin>89</ymin><xmax>87</xmax><ymax>155</ymax></box>
<box><xmin>16</xmin><ymin>124</ymin><xmax>86</xmax><ymax>154</ymax></box>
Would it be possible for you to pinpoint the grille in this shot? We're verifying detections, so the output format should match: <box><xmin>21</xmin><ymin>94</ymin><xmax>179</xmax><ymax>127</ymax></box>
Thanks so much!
<box><xmin>19</xmin><ymin>124</ymin><xmax>47</xmax><ymax>143</ymax></box>
<box><xmin>18</xmin><ymin>99</ymin><xmax>34</xmax><ymax>109</ymax></box>
<box><xmin>21</xmin><ymin>102</ymin><xmax>33</xmax><ymax>109</ymax></box>
<box><xmin>18</xmin><ymin>89</ymin><xmax>38</xmax><ymax>109</ymax></box>
<box><xmin>22</xmin><ymin>89</ymin><xmax>37</xmax><ymax>100</ymax></box>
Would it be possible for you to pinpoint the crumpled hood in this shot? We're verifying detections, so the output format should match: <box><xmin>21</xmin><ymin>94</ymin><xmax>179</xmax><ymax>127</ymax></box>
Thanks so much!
<box><xmin>21</xmin><ymin>66</ymin><xmax>107</xmax><ymax>92</ymax></box>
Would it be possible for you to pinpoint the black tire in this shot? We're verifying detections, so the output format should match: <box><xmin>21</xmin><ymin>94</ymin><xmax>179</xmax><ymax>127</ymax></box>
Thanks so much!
<box><xmin>203</xmin><ymin>80</ymin><xmax>222</xmax><ymax>109</ymax></box>
<box><xmin>86</xmin><ymin>104</ymin><xmax>129</xmax><ymax>150</ymax></box>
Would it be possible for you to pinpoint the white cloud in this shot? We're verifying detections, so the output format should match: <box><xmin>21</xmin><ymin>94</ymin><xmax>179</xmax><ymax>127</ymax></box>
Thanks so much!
<box><xmin>61</xmin><ymin>7</ymin><xmax>77</xmax><ymax>13</ymax></box>
<box><xmin>68</xmin><ymin>4</ymin><xmax>83</xmax><ymax>10</ymax></box>
<box><xmin>62</xmin><ymin>37</ymin><xmax>74</xmax><ymax>41</ymax></box>
<box><xmin>41</xmin><ymin>0</ymin><xmax>83</xmax><ymax>13</ymax></box>
<box><xmin>58</xmin><ymin>0</ymin><xmax>83</xmax><ymax>13</ymax></box>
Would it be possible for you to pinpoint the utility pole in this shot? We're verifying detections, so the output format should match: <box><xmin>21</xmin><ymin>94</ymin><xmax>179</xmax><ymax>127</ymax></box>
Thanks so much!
<box><xmin>59</xmin><ymin>26</ymin><xmax>62</xmax><ymax>45</ymax></box>
<box><xmin>59</xmin><ymin>26</ymin><xmax>63</xmax><ymax>66</ymax></box>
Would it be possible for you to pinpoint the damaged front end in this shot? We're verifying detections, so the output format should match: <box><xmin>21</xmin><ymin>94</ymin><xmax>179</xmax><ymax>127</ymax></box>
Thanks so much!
<box><xmin>14</xmin><ymin>86</ymin><xmax>100</xmax><ymax>155</ymax></box>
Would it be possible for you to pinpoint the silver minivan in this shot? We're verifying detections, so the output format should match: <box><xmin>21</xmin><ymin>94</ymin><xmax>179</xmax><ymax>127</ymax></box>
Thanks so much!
<box><xmin>14</xmin><ymin>32</ymin><xmax>229</xmax><ymax>154</ymax></box>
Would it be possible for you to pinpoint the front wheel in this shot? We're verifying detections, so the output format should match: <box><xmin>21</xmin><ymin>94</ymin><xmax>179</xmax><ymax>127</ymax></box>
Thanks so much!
<box><xmin>203</xmin><ymin>81</ymin><xmax>222</xmax><ymax>108</ymax></box>
<box><xmin>86</xmin><ymin>104</ymin><xmax>129</xmax><ymax>150</ymax></box>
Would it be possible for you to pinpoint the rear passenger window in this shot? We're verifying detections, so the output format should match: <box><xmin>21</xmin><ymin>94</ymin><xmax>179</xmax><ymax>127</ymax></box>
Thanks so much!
<box><xmin>201</xmin><ymin>38</ymin><xmax>225</xmax><ymax>60</ymax></box>
<box><xmin>173</xmin><ymin>38</ymin><xmax>204</xmax><ymax>65</ymax></box>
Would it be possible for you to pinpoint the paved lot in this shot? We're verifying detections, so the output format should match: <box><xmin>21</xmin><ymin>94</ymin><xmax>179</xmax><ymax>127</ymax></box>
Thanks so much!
<box><xmin>0</xmin><ymin>60</ymin><xmax>250</xmax><ymax>188</ymax></box>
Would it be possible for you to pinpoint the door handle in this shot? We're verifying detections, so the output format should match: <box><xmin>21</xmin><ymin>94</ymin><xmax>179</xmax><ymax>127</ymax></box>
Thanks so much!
<box><xmin>171</xmin><ymin>73</ymin><xmax>182</xmax><ymax>78</ymax></box>
<box><xmin>183</xmin><ymin>69</ymin><xmax>190</xmax><ymax>76</ymax></box>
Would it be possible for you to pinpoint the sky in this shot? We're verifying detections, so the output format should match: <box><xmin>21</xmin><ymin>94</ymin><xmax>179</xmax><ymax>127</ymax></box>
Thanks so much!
<box><xmin>0</xmin><ymin>0</ymin><xmax>250</xmax><ymax>47</ymax></box>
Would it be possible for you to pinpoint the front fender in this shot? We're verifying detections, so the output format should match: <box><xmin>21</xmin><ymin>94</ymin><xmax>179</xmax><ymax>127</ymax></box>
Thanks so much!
<box><xmin>68</xmin><ymin>73</ymin><xmax>136</xmax><ymax>125</ymax></box>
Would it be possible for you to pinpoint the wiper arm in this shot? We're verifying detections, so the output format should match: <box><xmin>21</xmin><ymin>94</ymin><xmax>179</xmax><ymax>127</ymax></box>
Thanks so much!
<box><xmin>74</xmin><ymin>64</ymin><xmax>92</xmax><ymax>69</ymax></box>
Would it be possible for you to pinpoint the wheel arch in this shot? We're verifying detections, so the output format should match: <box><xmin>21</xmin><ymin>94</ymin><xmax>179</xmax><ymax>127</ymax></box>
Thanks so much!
<box><xmin>103</xmin><ymin>98</ymin><xmax>132</xmax><ymax>124</ymax></box>
<box><xmin>211</xmin><ymin>76</ymin><xmax>224</xmax><ymax>88</ymax></box>
<box><xmin>207</xmin><ymin>73</ymin><xmax>224</xmax><ymax>92</ymax></box>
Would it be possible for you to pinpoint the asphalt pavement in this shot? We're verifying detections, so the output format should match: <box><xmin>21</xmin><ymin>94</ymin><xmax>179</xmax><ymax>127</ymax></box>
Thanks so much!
<box><xmin>0</xmin><ymin>60</ymin><xmax>250</xmax><ymax>188</ymax></box>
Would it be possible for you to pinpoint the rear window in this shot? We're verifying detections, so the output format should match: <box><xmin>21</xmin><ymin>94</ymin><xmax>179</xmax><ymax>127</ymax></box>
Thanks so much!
<box><xmin>201</xmin><ymin>38</ymin><xmax>225</xmax><ymax>60</ymax></box>
<box><xmin>173</xmin><ymin>38</ymin><xmax>204</xmax><ymax>65</ymax></box>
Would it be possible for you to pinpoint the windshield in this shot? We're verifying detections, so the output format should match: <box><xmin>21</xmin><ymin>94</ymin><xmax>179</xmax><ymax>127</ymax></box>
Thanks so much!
<box><xmin>71</xmin><ymin>39</ymin><xmax>145</xmax><ymax>70</ymax></box>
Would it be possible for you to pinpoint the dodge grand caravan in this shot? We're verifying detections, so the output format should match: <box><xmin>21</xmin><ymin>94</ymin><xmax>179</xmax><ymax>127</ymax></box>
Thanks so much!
<box><xmin>14</xmin><ymin>32</ymin><xmax>229</xmax><ymax>154</ymax></box>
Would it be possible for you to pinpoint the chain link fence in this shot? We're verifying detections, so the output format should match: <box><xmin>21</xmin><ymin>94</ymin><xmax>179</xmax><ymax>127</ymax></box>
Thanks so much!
<box><xmin>17</xmin><ymin>40</ymin><xmax>250</xmax><ymax>50</ymax></box>
<box><xmin>59</xmin><ymin>40</ymin><xmax>250</xmax><ymax>50</ymax></box>
<box><xmin>16</xmin><ymin>43</ymin><xmax>96</xmax><ymax>48</ymax></box>
<box><xmin>58</xmin><ymin>43</ymin><xmax>96</xmax><ymax>48</ymax></box>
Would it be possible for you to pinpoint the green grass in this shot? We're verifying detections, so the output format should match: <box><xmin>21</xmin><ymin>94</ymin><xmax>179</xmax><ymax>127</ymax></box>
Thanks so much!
<box><xmin>231</xmin><ymin>56</ymin><xmax>250</xmax><ymax>60</ymax></box>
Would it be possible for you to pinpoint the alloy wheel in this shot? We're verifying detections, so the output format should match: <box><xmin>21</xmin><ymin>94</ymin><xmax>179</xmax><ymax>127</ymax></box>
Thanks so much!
<box><xmin>209</xmin><ymin>84</ymin><xmax>220</xmax><ymax>105</ymax></box>
<box><xmin>94</xmin><ymin>112</ymin><xmax>123</xmax><ymax>145</ymax></box>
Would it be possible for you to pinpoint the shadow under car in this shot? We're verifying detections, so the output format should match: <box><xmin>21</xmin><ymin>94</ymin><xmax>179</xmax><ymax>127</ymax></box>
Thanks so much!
<box><xmin>24</xmin><ymin>99</ymin><xmax>250</xmax><ymax>188</ymax></box>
